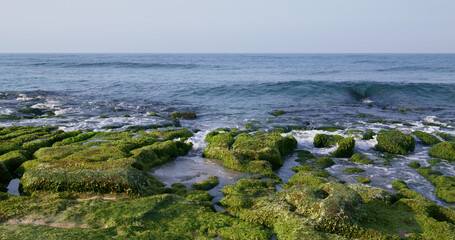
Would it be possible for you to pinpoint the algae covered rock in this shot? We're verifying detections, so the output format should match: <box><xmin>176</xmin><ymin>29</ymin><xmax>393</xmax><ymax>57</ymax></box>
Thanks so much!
<box><xmin>376</xmin><ymin>130</ymin><xmax>415</xmax><ymax>155</ymax></box>
<box><xmin>192</xmin><ymin>175</ymin><xmax>220</xmax><ymax>191</ymax></box>
<box><xmin>412</xmin><ymin>131</ymin><xmax>441</xmax><ymax>145</ymax></box>
<box><xmin>203</xmin><ymin>129</ymin><xmax>297</xmax><ymax>179</ymax></box>
<box><xmin>350</xmin><ymin>153</ymin><xmax>374</xmax><ymax>164</ymax></box>
<box><xmin>313</xmin><ymin>133</ymin><xmax>344</xmax><ymax>148</ymax></box>
<box><xmin>362</xmin><ymin>130</ymin><xmax>376</xmax><ymax>140</ymax></box>
<box><xmin>19</xmin><ymin>129</ymin><xmax>193</xmax><ymax>195</ymax></box>
<box><xmin>429</xmin><ymin>142</ymin><xmax>455</xmax><ymax>161</ymax></box>
<box><xmin>332</xmin><ymin>137</ymin><xmax>355</xmax><ymax>158</ymax></box>
<box><xmin>171</xmin><ymin>112</ymin><xmax>197</xmax><ymax>119</ymax></box>
<box><xmin>356</xmin><ymin>176</ymin><xmax>371</xmax><ymax>184</ymax></box>
<box><xmin>392</xmin><ymin>179</ymin><xmax>408</xmax><ymax>190</ymax></box>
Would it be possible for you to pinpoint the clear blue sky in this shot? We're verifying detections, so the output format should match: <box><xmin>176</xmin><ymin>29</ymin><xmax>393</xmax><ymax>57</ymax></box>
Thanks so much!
<box><xmin>1</xmin><ymin>0</ymin><xmax>454</xmax><ymax>53</ymax></box>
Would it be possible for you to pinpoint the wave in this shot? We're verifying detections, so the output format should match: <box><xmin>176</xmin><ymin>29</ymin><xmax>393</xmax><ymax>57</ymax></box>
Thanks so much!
<box><xmin>190</xmin><ymin>80</ymin><xmax>455</xmax><ymax>106</ymax></box>
<box><xmin>376</xmin><ymin>66</ymin><xmax>454</xmax><ymax>73</ymax></box>
<box><xmin>29</xmin><ymin>61</ymin><xmax>199</xmax><ymax>69</ymax></box>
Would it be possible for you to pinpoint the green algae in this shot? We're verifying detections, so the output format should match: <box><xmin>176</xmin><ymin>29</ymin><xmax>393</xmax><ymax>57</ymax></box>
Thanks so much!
<box><xmin>192</xmin><ymin>176</ymin><xmax>219</xmax><ymax>191</ymax></box>
<box><xmin>376</xmin><ymin>130</ymin><xmax>415</xmax><ymax>155</ymax></box>
<box><xmin>332</xmin><ymin>137</ymin><xmax>355</xmax><ymax>158</ymax></box>
<box><xmin>315</xmin><ymin>157</ymin><xmax>335</xmax><ymax>168</ymax></box>
<box><xmin>271</xmin><ymin>110</ymin><xmax>286</xmax><ymax>116</ymax></box>
<box><xmin>362</xmin><ymin>130</ymin><xmax>376</xmax><ymax>140</ymax></box>
<box><xmin>408</xmin><ymin>161</ymin><xmax>421</xmax><ymax>168</ymax></box>
<box><xmin>436</xmin><ymin>132</ymin><xmax>455</xmax><ymax>142</ymax></box>
<box><xmin>0</xmin><ymin>193</ymin><xmax>271</xmax><ymax>240</ymax></box>
<box><xmin>429</xmin><ymin>142</ymin><xmax>455</xmax><ymax>161</ymax></box>
<box><xmin>202</xmin><ymin>130</ymin><xmax>296</xmax><ymax>180</ymax></box>
<box><xmin>356</xmin><ymin>177</ymin><xmax>371</xmax><ymax>184</ymax></box>
<box><xmin>350</xmin><ymin>153</ymin><xmax>374</xmax><ymax>164</ymax></box>
<box><xmin>313</xmin><ymin>134</ymin><xmax>344</xmax><ymax>148</ymax></box>
<box><xmin>392</xmin><ymin>180</ymin><xmax>408</xmax><ymax>190</ymax></box>
<box><xmin>11</xmin><ymin>129</ymin><xmax>194</xmax><ymax>195</ymax></box>
<box><xmin>343</xmin><ymin>167</ymin><xmax>365</xmax><ymax>174</ymax></box>
<box><xmin>416</xmin><ymin>166</ymin><xmax>455</xmax><ymax>203</ymax></box>
<box><xmin>412</xmin><ymin>131</ymin><xmax>441</xmax><ymax>145</ymax></box>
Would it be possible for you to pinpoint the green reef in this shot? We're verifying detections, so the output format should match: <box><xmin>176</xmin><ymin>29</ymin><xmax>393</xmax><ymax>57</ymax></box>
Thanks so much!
<box><xmin>376</xmin><ymin>130</ymin><xmax>415</xmax><ymax>155</ymax></box>
<box><xmin>220</xmin><ymin>156</ymin><xmax>455</xmax><ymax>239</ymax></box>
<box><xmin>202</xmin><ymin>129</ymin><xmax>297</xmax><ymax>181</ymax></box>
<box><xmin>1</xmin><ymin>126</ymin><xmax>455</xmax><ymax>239</ymax></box>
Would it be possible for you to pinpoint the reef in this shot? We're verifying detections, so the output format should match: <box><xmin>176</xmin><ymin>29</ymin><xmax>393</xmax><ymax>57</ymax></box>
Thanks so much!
<box><xmin>220</xmin><ymin>156</ymin><xmax>455</xmax><ymax>240</ymax></box>
<box><xmin>202</xmin><ymin>129</ymin><xmax>297</xmax><ymax>181</ymax></box>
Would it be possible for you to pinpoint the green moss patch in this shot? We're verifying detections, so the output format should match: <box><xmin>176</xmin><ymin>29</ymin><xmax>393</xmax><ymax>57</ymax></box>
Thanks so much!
<box><xmin>356</xmin><ymin>177</ymin><xmax>371</xmax><ymax>184</ymax></box>
<box><xmin>408</xmin><ymin>161</ymin><xmax>421</xmax><ymax>168</ymax></box>
<box><xmin>313</xmin><ymin>134</ymin><xmax>344</xmax><ymax>148</ymax></box>
<box><xmin>376</xmin><ymin>130</ymin><xmax>415</xmax><ymax>155</ymax></box>
<box><xmin>0</xmin><ymin>193</ymin><xmax>270</xmax><ymax>240</ymax></box>
<box><xmin>412</xmin><ymin>131</ymin><xmax>441</xmax><ymax>145</ymax></box>
<box><xmin>332</xmin><ymin>137</ymin><xmax>355</xmax><ymax>158</ymax></box>
<box><xmin>350</xmin><ymin>153</ymin><xmax>374</xmax><ymax>164</ymax></box>
<box><xmin>16</xmin><ymin>129</ymin><xmax>193</xmax><ymax>195</ymax></box>
<box><xmin>436</xmin><ymin>132</ymin><xmax>455</xmax><ymax>142</ymax></box>
<box><xmin>417</xmin><ymin>166</ymin><xmax>455</xmax><ymax>203</ymax></box>
<box><xmin>271</xmin><ymin>110</ymin><xmax>286</xmax><ymax>116</ymax></box>
<box><xmin>429</xmin><ymin>142</ymin><xmax>455</xmax><ymax>162</ymax></box>
<box><xmin>344</xmin><ymin>167</ymin><xmax>365</xmax><ymax>174</ymax></box>
<box><xmin>202</xmin><ymin>129</ymin><xmax>297</xmax><ymax>180</ymax></box>
<box><xmin>171</xmin><ymin>112</ymin><xmax>197</xmax><ymax>119</ymax></box>
<box><xmin>192</xmin><ymin>176</ymin><xmax>220</xmax><ymax>191</ymax></box>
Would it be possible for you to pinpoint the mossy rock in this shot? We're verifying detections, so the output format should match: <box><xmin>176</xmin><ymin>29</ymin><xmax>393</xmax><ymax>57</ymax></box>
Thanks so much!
<box><xmin>315</xmin><ymin>157</ymin><xmax>335</xmax><ymax>169</ymax></box>
<box><xmin>295</xmin><ymin>150</ymin><xmax>316</xmax><ymax>164</ymax></box>
<box><xmin>344</xmin><ymin>167</ymin><xmax>365</xmax><ymax>174</ymax></box>
<box><xmin>203</xmin><ymin>130</ymin><xmax>296</xmax><ymax>179</ymax></box>
<box><xmin>315</xmin><ymin>126</ymin><xmax>344</xmax><ymax>132</ymax></box>
<box><xmin>332</xmin><ymin>137</ymin><xmax>355</xmax><ymax>158</ymax></box>
<box><xmin>313</xmin><ymin>134</ymin><xmax>344</xmax><ymax>148</ymax></box>
<box><xmin>0</xmin><ymin>150</ymin><xmax>29</xmax><ymax>172</ymax></box>
<box><xmin>432</xmin><ymin>176</ymin><xmax>455</xmax><ymax>203</ymax></box>
<box><xmin>0</xmin><ymin>193</ymin><xmax>271</xmax><ymax>239</ymax></box>
<box><xmin>392</xmin><ymin>179</ymin><xmax>408</xmax><ymax>190</ymax></box>
<box><xmin>350</xmin><ymin>153</ymin><xmax>374</xmax><ymax>164</ymax></box>
<box><xmin>362</xmin><ymin>130</ymin><xmax>376</xmax><ymax>140</ymax></box>
<box><xmin>376</xmin><ymin>130</ymin><xmax>415</xmax><ymax>155</ymax></box>
<box><xmin>408</xmin><ymin>161</ymin><xmax>421</xmax><ymax>168</ymax></box>
<box><xmin>192</xmin><ymin>176</ymin><xmax>219</xmax><ymax>191</ymax></box>
<box><xmin>171</xmin><ymin>112</ymin><xmax>197</xmax><ymax>119</ymax></box>
<box><xmin>272</xmin><ymin>110</ymin><xmax>286</xmax><ymax>116</ymax></box>
<box><xmin>436</xmin><ymin>132</ymin><xmax>455</xmax><ymax>142</ymax></box>
<box><xmin>0</xmin><ymin>162</ymin><xmax>12</xmax><ymax>184</ymax></box>
<box><xmin>17</xmin><ymin>129</ymin><xmax>193</xmax><ymax>195</ymax></box>
<box><xmin>429</xmin><ymin>142</ymin><xmax>455</xmax><ymax>162</ymax></box>
<box><xmin>348</xmin><ymin>183</ymin><xmax>395</xmax><ymax>204</ymax></box>
<box><xmin>412</xmin><ymin>131</ymin><xmax>441</xmax><ymax>145</ymax></box>
<box><xmin>356</xmin><ymin>177</ymin><xmax>371</xmax><ymax>184</ymax></box>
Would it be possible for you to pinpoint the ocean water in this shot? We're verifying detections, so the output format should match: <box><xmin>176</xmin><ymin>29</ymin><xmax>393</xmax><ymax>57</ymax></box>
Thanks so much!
<box><xmin>1</xmin><ymin>53</ymin><xmax>455</xmax><ymax>206</ymax></box>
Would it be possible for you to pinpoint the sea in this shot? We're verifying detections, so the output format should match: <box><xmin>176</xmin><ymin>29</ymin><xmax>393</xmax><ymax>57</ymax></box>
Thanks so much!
<box><xmin>1</xmin><ymin>53</ymin><xmax>454</xmax><ymax>207</ymax></box>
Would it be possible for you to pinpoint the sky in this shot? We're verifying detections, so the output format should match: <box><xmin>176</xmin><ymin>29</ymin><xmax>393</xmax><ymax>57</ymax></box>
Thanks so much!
<box><xmin>0</xmin><ymin>0</ymin><xmax>454</xmax><ymax>53</ymax></box>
